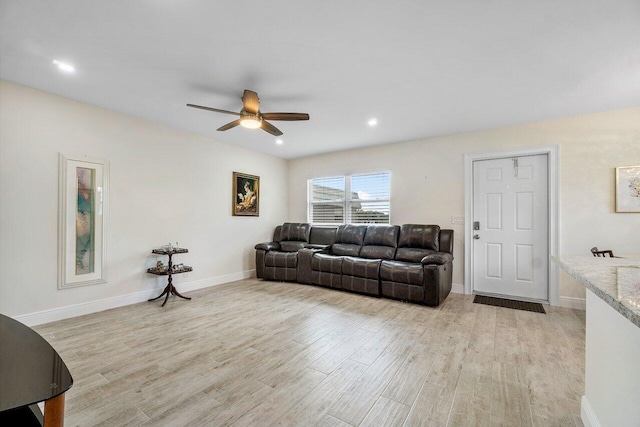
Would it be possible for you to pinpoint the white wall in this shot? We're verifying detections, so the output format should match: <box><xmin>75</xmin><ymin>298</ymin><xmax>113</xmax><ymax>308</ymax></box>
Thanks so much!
<box><xmin>583</xmin><ymin>289</ymin><xmax>640</xmax><ymax>427</ymax></box>
<box><xmin>0</xmin><ymin>80</ymin><xmax>288</xmax><ymax>321</ymax></box>
<box><xmin>288</xmin><ymin>107</ymin><xmax>640</xmax><ymax>304</ymax></box>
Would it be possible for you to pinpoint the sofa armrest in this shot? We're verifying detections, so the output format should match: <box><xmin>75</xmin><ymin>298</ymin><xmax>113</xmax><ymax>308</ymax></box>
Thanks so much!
<box><xmin>420</xmin><ymin>252</ymin><xmax>453</xmax><ymax>265</ymax></box>
<box><xmin>298</xmin><ymin>248</ymin><xmax>325</xmax><ymax>284</ymax></box>
<box><xmin>255</xmin><ymin>242</ymin><xmax>280</xmax><ymax>251</ymax></box>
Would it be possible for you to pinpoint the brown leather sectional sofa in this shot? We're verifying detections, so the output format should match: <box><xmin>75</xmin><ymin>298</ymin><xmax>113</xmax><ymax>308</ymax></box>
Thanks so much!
<box><xmin>255</xmin><ymin>222</ymin><xmax>454</xmax><ymax>306</ymax></box>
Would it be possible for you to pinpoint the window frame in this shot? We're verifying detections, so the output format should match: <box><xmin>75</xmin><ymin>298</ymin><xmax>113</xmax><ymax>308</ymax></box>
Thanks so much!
<box><xmin>307</xmin><ymin>171</ymin><xmax>391</xmax><ymax>225</ymax></box>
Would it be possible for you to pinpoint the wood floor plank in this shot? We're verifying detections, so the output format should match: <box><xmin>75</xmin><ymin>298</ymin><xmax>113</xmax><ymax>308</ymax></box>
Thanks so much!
<box><xmin>275</xmin><ymin>359</ymin><xmax>368</xmax><ymax>426</ymax></box>
<box><xmin>328</xmin><ymin>341</ymin><xmax>414</xmax><ymax>425</ymax></box>
<box><xmin>403</xmin><ymin>381</ymin><xmax>456</xmax><ymax>426</ymax></box>
<box><xmin>381</xmin><ymin>342</ymin><xmax>437</xmax><ymax>406</ymax></box>
<box><xmin>316</xmin><ymin>414</ymin><xmax>354</xmax><ymax>427</ymax></box>
<box><xmin>233</xmin><ymin>368</ymin><xmax>327</xmax><ymax>426</ymax></box>
<box><xmin>360</xmin><ymin>396</ymin><xmax>410</xmax><ymax>427</ymax></box>
<box><xmin>32</xmin><ymin>279</ymin><xmax>585</xmax><ymax>426</ymax></box>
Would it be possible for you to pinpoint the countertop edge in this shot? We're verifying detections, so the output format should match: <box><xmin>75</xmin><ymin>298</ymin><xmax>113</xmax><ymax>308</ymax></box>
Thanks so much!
<box><xmin>552</xmin><ymin>256</ymin><xmax>640</xmax><ymax>328</ymax></box>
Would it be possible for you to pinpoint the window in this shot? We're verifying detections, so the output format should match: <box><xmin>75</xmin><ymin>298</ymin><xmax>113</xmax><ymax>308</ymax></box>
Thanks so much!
<box><xmin>308</xmin><ymin>172</ymin><xmax>390</xmax><ymax>224</ymax></box>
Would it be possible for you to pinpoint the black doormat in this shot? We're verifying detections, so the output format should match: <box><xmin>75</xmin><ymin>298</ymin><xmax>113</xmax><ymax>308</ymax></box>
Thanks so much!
<box><xmin>473</xmin><ymin>295</ymin><xmax>546</xmax><ymax>313</ymax></box>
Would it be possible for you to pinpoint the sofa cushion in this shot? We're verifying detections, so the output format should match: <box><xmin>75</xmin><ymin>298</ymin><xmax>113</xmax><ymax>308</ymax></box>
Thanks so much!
<box><xmin>336</xmin><ymin>224</ymin><xmax>367</xmax><ymax>245</ymax></box>
<box><xmin>332</xmin><ymin>243</ymin><xmax>361</xmax><ymax>257</ymax></box>
<box><xmin>309</xmin><ymin>226</ymin><xmax>338</xmax><ymax>246</ymax></box>
<box><xmin>359</xmin><ymin>225</ymin><xmax>399</xmax><ymax>260</ymax></box>
<box><xmin>264</xmin><ymin>266</ymin><xmax>297</xmax><ymax>282</ymax></box>
<box><xmin>342</xmin><ymin>276</ymin><xmax>380</xmax><ymax>296</ymax></box>
<box><xmin>330</xmin><ymin>224</ymin><xmax>367</xmax><ymax>256</ymax></box>
<box><xmin>398</xmin><ymin>224</ymin><xmax>440</xmax><ymax>251</ymax></box>
<box><xmin>360</xmin><ymin>245</ymin><xmax>396</xmax><ymax>260</ymax></box>
<box><xmin>311</xmin><ymin>253</ymin><xmax>343</xmax><ymax>274</ymax></box>
<box><xmin>363</xmin><ymin>225</ymin><xmax>400</xmax><ymax>247</ymax></box>
<box><xmin>342</xmin><ymin>257</ymin><xmax>381</xmax><ymax>279</ymax></box>
<box><xmin>381</xmin><ymin>281</ymin><xmax>424</xmax><ymax>303</ymax></box>
<box><xmin>265</xmin><ymin>251</ymin><xmax>298</xmax><ymax>268</ymax></box>
<box><xmin>311</xmin><ymin>271</ymin><xmax>342</xmax><ymax>289</ymax></box>
<box><xmin>280</xmin><ymin>241</ymin><xmax>307</xmax><ymax>252</ymax></box>
<box><xmin>280</xmin><ymin>222</ymin><xmax>311</xmax><ymax>242</ymax></box>
<box><xmin>396</xmin><ymin>248</ymin><xmax>437</xmax><ymax>263</ymax></box>
<box><xmin>380</xmin><ymin>260</ymin><xmax>423</xmax><ymax>286</ymax></box>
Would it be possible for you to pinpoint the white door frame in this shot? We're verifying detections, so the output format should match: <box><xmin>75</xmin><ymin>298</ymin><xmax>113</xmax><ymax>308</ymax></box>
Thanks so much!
<box><xmin>464</xmin><ymin>145</ymin><xmax>559</xmax><ymax>306</ymax></box>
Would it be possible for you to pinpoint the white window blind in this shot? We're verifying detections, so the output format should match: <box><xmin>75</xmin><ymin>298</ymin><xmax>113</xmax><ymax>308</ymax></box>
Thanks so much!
<box><xmin>350</xmin><ymin>173</ymin><xmax>390</xmax><ymax>224</ymax></box>
<box><xmin>308</xmin><ymin>172</ymin><xmax>390</xmax><ymax>224</ymax></box>
<box><xmin>308</xmin><ymin>176</ymin><xmax>346</xmax><ymax>224</ymax></box>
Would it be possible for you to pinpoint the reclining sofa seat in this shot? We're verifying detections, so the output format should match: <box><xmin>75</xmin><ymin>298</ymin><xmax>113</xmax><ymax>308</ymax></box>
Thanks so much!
<box><xmin>341</xmin><ymin>225</ymin><xmax>400</xmax><ymax>296</ymax></box>
<box><xmin>309</xmin><ymin>224</ymin><xmax>367</xmax><ymax>289</ymax></box>
<box><xmin>254</xmin><ymin>222</ymin><xmax>311</xmax><ymax>282</ymax></box>
<box><xmin>380</xmin><ymin>224</ymin><xmax>453</xmax><ymax>306</ymax></box>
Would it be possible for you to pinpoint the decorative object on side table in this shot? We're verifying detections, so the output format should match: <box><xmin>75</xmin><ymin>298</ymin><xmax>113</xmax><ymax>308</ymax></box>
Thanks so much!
<box><xmin>232</xmin><ymin>171</ymin><xmax>259</xmax><ymax>216</ymax></box>
<box><xmin>616</xmin><ymin>165</ymin><xmax>640</xmax><ymax>213</ymax></box>
<box><xmin>147</xmin><ymin>246</ymin><xmax>192</xmax><ymax>307</ymax></box>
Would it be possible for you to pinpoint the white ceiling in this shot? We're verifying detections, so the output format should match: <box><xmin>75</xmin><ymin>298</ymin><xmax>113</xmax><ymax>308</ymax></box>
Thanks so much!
<box><xmin>1</xmin><ymin>1</ymin><xmax>639</xmax><ymax>159</ymax></box>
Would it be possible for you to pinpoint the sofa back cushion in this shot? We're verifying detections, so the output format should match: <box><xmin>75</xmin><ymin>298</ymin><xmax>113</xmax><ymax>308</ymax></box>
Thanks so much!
<box><xmin>274</xmin><ymin>223</ymin><xmax>311</xmax><ymax>252</ymax></box>
<box><xmin>332</xmin><ymin>224</ymin><xmax>367</xmax><ymax>256</ymax></box>
<box><xmin>309</xmin><ymin>226</ymin><xmax>338</xmax><ymax>246</ymax></box>
<box><xmin>273</xmin><ymin>225</ymin><xmax>282</xmax><ymax>243</ymax></box>
<box><xmin>280</xmin><ymin>223</ymin><xmax>311</xmax><ymax>242</ymax></box>
<box><xmin>395</xmin><ymin>224</ymin><xmax>440</xmax><ymax>262</ymax></box>
<box><xmin>439</xmin><ymin>229</ymin><xmax>454</xmax><ymax>254</ymax></box>
<box><xmin>360</xmin><ymin>225</ymin><xmax>399</xmax><ymax>260</ymax></box>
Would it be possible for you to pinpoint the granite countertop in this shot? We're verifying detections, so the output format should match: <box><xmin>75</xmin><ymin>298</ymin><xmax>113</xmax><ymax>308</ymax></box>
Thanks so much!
<box><xmin>552</xmin><ymin>255</ymin><xmax>640</xmax><ymax>328</ymax></box>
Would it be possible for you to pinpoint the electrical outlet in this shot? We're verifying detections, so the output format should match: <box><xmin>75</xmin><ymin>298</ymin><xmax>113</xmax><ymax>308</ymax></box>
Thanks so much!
<box><xmin>451</xmin><ymin>215</ymin><xmax>464</xmax><ymax>225</ymax></box>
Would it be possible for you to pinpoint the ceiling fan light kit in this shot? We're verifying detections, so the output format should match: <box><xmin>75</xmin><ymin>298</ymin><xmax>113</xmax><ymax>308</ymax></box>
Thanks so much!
<box><xmin>187</xmin><ymin>89</ymin><xmax>309</xmax><ymax>137</ymax></box>
<box><xmin>240</xmin><ymin>116</ymin><xmax>262</xmax><ymax>129</ymax></box>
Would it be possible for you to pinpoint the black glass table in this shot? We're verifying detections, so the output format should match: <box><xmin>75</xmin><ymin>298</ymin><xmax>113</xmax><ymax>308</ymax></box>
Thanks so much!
<box><xmin>0</xmin><ymin>314</ymin><xmax>73</xmax><ymax>426</ymax></box>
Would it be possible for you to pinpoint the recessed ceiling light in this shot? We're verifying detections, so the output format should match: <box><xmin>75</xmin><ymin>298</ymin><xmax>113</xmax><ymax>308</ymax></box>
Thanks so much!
<box><xmin>275</xmin><ymin>139</ymin><xmax>284</xmax><ymax>145</ymax></box>
<box><xmin>367</xmin><ymin>118</ymin><xmax>378</xmax><ymax>126</ymax></box>
<box><xmin>52</xmin><ymin>59</ymin><xmax>75</xmax><ymax>73</ymax></box>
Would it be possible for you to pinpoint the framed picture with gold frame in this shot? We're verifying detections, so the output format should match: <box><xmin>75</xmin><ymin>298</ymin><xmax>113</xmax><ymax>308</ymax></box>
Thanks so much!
<box><xmin>233</xmin><ymin>172</ymin><xmax>259</xmax><ymax>216</ymax></box>
<box><xmin>616</xmin><ymin>165</ymin><xmax>640</xmax><ymax>213</ymax></box>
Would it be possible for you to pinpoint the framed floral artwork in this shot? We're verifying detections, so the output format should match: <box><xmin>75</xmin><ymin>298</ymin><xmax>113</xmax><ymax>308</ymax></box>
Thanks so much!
<box><xmin>616</xmin><ymin>165</ymin><xmax>640</xmax><ymax>213</ymax></box>
<box><xmin>233</xmin><ymin>172</ymin><xmax>259</xmax><ymax>216</ymax></box>
<box><xmin>58</xmin><ymin>154</ymin><xmax>109</xmax><ymax>288</ymax></box>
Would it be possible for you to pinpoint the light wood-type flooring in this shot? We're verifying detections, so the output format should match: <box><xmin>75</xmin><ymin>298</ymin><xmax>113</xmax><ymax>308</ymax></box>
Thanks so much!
<box><xmin>34</xmin><ymin>279</ymin><xmax>586</xmax><ymax>426</ymax></box>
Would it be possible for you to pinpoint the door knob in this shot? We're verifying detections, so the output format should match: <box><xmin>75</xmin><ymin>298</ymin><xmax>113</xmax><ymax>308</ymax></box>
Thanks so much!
<box><xmin>473</xmin><ymin>234</ymin><xmax>480</xmax><ymax>240</ymax></box>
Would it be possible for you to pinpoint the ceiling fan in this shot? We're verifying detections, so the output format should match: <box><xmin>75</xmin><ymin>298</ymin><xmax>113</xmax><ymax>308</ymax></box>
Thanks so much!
<box><xmin>187</xmin><ymin>90</ymin><xmax>309</xmax><ymax>136</ymax></box>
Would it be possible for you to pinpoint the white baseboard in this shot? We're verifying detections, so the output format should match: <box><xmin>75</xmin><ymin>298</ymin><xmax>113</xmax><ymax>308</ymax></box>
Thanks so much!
<box><xmin>178</xmin><ymin>269</ymin><xmax>256</xmax><ymax>293</ymax></box>
<box><xmin>13</xmin><ymin>269</ymin><xmax>256</xmax><ymax>327</ymax></box>
<box><xmin>581</xmin><ymin>395</ymin><xmax>601</xmax><ymax>427</ymax></box>
<box><xmin>559</xmin><ymin>296</ymin><xmax>586</xmax><ymax>311</ymax></box>
<box><xmin>451</xmin><ymin>283</ymin><xmax>464</xmax><ymax>294</ymax></box>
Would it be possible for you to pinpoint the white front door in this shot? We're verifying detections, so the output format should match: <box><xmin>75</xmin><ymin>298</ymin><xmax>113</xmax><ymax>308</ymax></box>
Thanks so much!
<box><xmin>472</xmin><ymin>154</ymin><xmax>549</xmax><ymax>301</ymax></box>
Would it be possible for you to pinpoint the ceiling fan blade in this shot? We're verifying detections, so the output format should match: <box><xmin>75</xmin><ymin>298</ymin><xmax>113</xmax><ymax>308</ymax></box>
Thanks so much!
<box><xmin>261</xmin><ymin>120</ymin><xmax>283</xmax><ymax>136</ymax></box>
<box><xmin>261</xmin><ymin>112</ymin><xmax>310</xmax><ymax>121</ymax></box>
<box><xmin>187</xmin><ymin>104</ymin><xmax>241</xmax><ymax>116</ymax></box>
<box><xmin>217</xmin><ymin>119</ymin><xmax>242</xmax><ymax>131</ymax></box>
<box><xmin>242</xmin><ymin>90</ymin><xmax>260</xmax><ymax>114</ymax></box>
